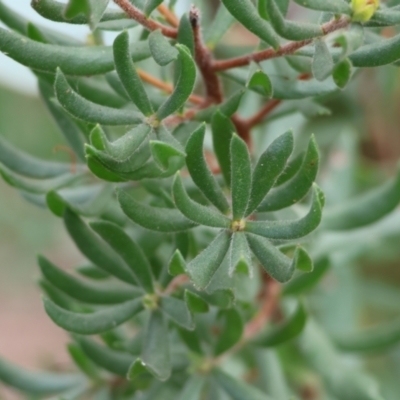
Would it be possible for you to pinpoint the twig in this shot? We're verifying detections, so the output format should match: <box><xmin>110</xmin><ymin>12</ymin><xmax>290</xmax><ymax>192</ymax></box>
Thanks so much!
<box><xmin>190</xmin><ymin>6</ymin><xmax>224</xmax><ymax>104</ymax></box>
<box><xmin>212</xmin><ymin>17</ymin><xmax>350</xmax><ymax>71</ymax></box>
<box><xmin>113</xmin><ymin>0</ymin><xmax>177</xmax><ymax>38</ymax></box>
<box><xmin>164</xmin><ymin>275</ymin><xmax>189</xmax><ymax>295</ymax></box>
<box><xmin>157</xmin><ymin>4</ymin><xmax>179</xmax><ymax>27</ymax></box>
<box><xmin>137</xmin><ymin>69</ymin><xmax>205</xmax><ymax>105</ymax></box>
<box><xmin>53</xmin><ymin>145</ymin><xmax>77</xmax><ymax>174</ymax></box>
<box><xmin>243</xmin><ymin>99</ymin><xmax>282</xmax><ymax>129</ymax></box>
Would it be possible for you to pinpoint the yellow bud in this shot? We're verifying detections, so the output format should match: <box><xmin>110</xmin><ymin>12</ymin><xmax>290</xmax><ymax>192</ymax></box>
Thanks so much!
<box><xmin>351</xmin><ymin>0</ymin><xmax>380</xmax><ymax>22</ymax></box>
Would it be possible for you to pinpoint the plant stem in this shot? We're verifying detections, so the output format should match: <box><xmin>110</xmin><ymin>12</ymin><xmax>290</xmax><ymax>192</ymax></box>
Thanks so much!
<box><xmin>113</xmin><ymin>0</ymin><xmax>178</xmax><ymax>38</ymax></box>
<box><xmin>212</xmin><ymin>17</ymin><xmax>350</xmax><ymax>71</ymax></box>
<box><xmin>157</xmin><ymin>4</ymin><xmax>179</xmax><ymax>27</ymax></box>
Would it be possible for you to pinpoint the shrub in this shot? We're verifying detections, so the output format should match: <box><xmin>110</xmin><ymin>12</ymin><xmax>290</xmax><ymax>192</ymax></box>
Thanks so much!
<box><xmin>0</xmin><ymin>0</ymin><xmax>400</xmax><ymax>399</ymax></box>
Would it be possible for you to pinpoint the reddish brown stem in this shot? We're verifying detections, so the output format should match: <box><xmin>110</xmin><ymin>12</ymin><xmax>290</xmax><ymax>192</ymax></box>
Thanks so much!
<box><xmin>212</xmin><ymin>17</ymin><xmax>350</xmax><ymax>71</ymax></box>
<box><xmin>113</xmin><ymin>0</ymin><xmax>177</xmax><ymax>38</ymax></box>
<box><xmin>190</xmin><ymin>6</ymin><xmax>224</xmax><ymax>104</ymax></box>
<box><xmin>164</xmin><ymin>275</ymin><xmax>189</xmax><ymax>296</ymax></box>
<box><xmin>53</xmin><ymin>145</ymin><xmax>77</xmax><ymax>174</ymax></box>
<box><xmin>244</xmin><ymin>99</ymin><xmax>282</xmax><ymax>129</ymax></box>
<box><xmin>157</xmin><ymin>4</ymin><xmax>179</xmax><ymax>27</ymax></box>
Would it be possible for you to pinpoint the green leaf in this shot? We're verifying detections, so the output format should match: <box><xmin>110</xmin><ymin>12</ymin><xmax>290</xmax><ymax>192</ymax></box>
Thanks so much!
<box><xmin>246</xmin><ymin>130</ymin><xmax>294</xmax><ymax>215</ymax></box>
<box><xmin>214</xmin><ymin>308</ymin><xmax>244</xmax><ymax>355</ymax></box>
<box><xmin>0</xmin><ymin>356</ymin><xmax>84</xmax><ymax>396</ymax></box>
<box><xmin>32</xmin><ymin>0</ymin><xmax>126</xmax><ymax>26</ymax></box>
<box><xmin>333</xmin><ymin>58</ymin><xmax>353</xmax><ymax>89</ymax></box>
<box><xmin>282</xmin><ymin>257</ymin><xmax>330</xmax><ymax>296</ymax></box>
<box><xmin>142</xmin><ymin>310</ymin><xmax>171</xmax><ymax>381</ymax></box>
<box><xmin>246</xmin><ymin>234</ymin><xmax>295</xmax><ymax>282</ymax></box>
<box><xmin>214</xmin><ymin>368</ymin><xmax>275</xmax><ymax>400</ymax></box>
<box><xmin>0</xmin><ymin>135</ymin><xmax>70</xmax><ymax>179</ymax></box>
<box><xmin>0</xmin><ymin>1</ymin><xmax>29</xmax><ymax>34</ymax></box>
<box><xmin>86</xmin><ymin>155</ymin><xmax>127</xmax><ymax>182</ymax></box>
<box><xmin>185</xmin><ymin>124</ymin><xmax>230</xmax><ymax>213</ymax></box>
<box><xmin>257</xmin><ymin>135</ymin><xmax>319</xmax><ymax>211</ymax></box>
<box><xmin>160</xmin><ymin>295</ymin><xmax>194</xmax><ymax>330</ymax></box>
<box><xmin>0</xmin><ymin>164</ymin><xmax>81</xmax><ymax>194</ymax></box>
<box><xmin>292</xmin><ymin>0</ymin><xmax>351</xmax><ymax>14</ymax></box>
<box><xmin>322</xmin><ymin>166</ymin><xmax>400</xmax><ymax>230</ymax></box>
<box><xmin>67</xmin><ymin>343</ymin><xmax>99</xmax><ymax>380</ymax></box>
<box><xmin>0</xmin><ymin>27</ymin><xmax>150</xmax><ymax>75</ymax></box>
<box><xmin>143</xmin><ymin>0</ymin><xmax>162</xmax><ymax>16</ymax></box>
<box><xmin>274</xmin><ymin>151</ymin><xmax>304</xmax><ymax>186</ymax></box>
<box><xmin>231</xmin><ymin>134</ymin><xmax>252</xmax><ymax>220</ymax></box>
<box><xmin>211</xmin><ymin>111</ymin><xmax>235</xmax><ymax>187</ymax></box>
<box><xmin>149</xmin><ymin>29</ymin><xmax>179</xmax><ymax>66</ymax></box>
<box><xmin>185</xmin><ymin>290</ymin><xmax>209</xmax><ymax>314</ymax></box>
<box><xmin>229</xmin><ymin>232</ymin><xmax>253</xmax><ymax>276</ymax></box>
<box><xmin>248</xmin><ymin>70</ymin><xmax>273</xmax><ymax>97</ymax></box>
<box><xmin>205</xmin><ymin>3</ymin><xmax>235</xmax><ymax>49</ymax></box>
<box><xmin>64</xmin><ymin>208</ymin><xmax>136</xmax><ymax>285</ymax></box>
<box><xmin>156</xmin><ymin>45</ymin><xmax>196</xmax><ymax>120</ymax></box>
<box><xmin>300</xmin><ymin>320</ymin><xmax>385</xmax><ymax>400</ymax></box>
<box><xmin>113</xmin><ymin>31</ymin><xmax>153</xmax><ymax>116</ymax></box>
<box><xmin>76</xmin><ymin>336</ymin><xmax>133</xmax><ymax>376</ymax></box>
<box><xmin>76</xmin><ymin>265</ymin><xmax>110</xmax><ymax>280</ymax></box>
<box><xmin>168</xmin><ymin>249</ymin><xmax>186</xmax><ymax>276</ymax></box>
<box><xmin>334</xmin><ymin>317</ymin><xmax>400</xmax><ymax>353</ymax></box>
<box><xmin>43</xmin><ymin>296</ymin><xmax>143</xmax><ymax>334</ymax></box>
<box><xmin>187</xmin><ymin>231</ymin><xmax>231</xmax><ymax>290</ymax></box>
<box><xmin>350</xmin><ymin>33</ymin><xmax>400</xmax><ymax>67</ymax></box>
<box><xmin>89</xmin><ymin>221</ymin><xmax>155</xmax><ymax>293</ymax></box>
<box><xmin>177</xmin><ymin>13</ymin><xmax>195</xmax><ymax>56</ymax></box>
<box><xmin>312</xmin><ymin>39</ymin><xmax>334</xmax><ymax>81</ymax></box>
<box><xmin>127</xmin><ymin>359</ymin><xmax>153</xmax><ymax>389</ymax></box>
<box><xmin>221</xmin><ymin>0</ymin><xmax>279</xmax><ymax>49</ymax></box>
<box><xmin>266</xmin><ymin>0</ymin><xmax>322</xmax><ymax>40</ymax></box>
<box><xmin>150</xmin><ymin>140</ymin><xmax>185</xmax><ymax>171</ymax></box>
<box><xmin>177</xmin><ymin>376</ymin><xmax>206</xmax><ymax>400</ymax></box>
<box><xmin>245</xmin><ymin>184</ymin><xmax>324</xmax><ymax>239</ymax></box>
<box><xmin>64</xmin><ymin>0</ymin><xmax>110</xmax><ymax>29</ymax></box>
<box><xmin>195</xmin><ymin>289</ymin><xmax>235</xmax><ymax>309</ymax></box>
<box><xmin>118</xmin><ymin>189</ymin><xmax>197</xmax><ymax>232</ymax></box>
<box><xmin>253</xmin><ymin>302</ymin><xmax>307</xmax><ymax>347</ymax></box>
<box><xmin>64</xmin><ymin>0</ymin><xmax>89</xmax><ymax>19</ymax></box>
<box><xmin>38</xmin><ymin>255</ymin><xmax>142</xmax><ymax>305</ymax></box>
<box><xmin>172</xmin><ymin>173</ymin><xmax>231</xmax><ymax>228</ymax></box>
<box><xmin>54</xmin><ymin>69</ymin><xmax>144</xmax><ymax>125</ymax></box>
<box><xmin>178</xmin><ymin>328</ymin><xmax>203</xmax><ymax>354</ymax></box>
<box><xmin>39</xmin><ymin>79</ymin><xmax>86</xmax><ymax>161</ymax></box>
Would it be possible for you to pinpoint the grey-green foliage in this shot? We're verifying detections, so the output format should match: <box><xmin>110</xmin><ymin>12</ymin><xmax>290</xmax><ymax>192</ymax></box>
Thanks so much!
<box><xmin>0</xmin><ymin>0</ymin><xmax>400</xmax><ymax>399</ymax></box>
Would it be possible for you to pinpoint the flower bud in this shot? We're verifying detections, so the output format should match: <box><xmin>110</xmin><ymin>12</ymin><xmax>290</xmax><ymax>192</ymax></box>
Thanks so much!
<box><xmin>351</xmin><ymin>0</ymin><xmax>380</xmax><ymax>22</ymax></box>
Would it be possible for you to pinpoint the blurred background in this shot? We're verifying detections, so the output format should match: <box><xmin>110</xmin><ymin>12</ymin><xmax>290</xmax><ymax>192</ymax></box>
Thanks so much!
<box><xmin>2</xmin><ymin>1</ymin><xmax>400</xmax><ymax>399</ymax></box>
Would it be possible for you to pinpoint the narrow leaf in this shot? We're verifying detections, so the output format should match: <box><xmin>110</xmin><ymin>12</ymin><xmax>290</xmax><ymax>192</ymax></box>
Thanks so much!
<box><xmin>246</xmin><ymin>234</ymin><xmax>295</xmax><ymax>282</ymax></box>
<box><xmin>221</xmin><ymin>0</ymin><xmax>279</xmax><ymax>49</ymax></box>
<box><xmin>113</xmin><ymin>31</ymin><xmax>153</xmax><ymax>116</ymax></box>
<box><xmin>246</xmin><ymin>130</ymin><xmax>294</xmax><ymax>215</ymax></box>
<box><xmin>156</xmin><ymin>45</ymin><xmax>196</xmax><ymax>120</ymax></box>
<box><xmin>265</xmin><ymin>0</ymin><xmax>323</xmax><ymax>40</ymax></box>
<box><xmin>177</xmin><ymin>13</ymin><xmax>195</xmax><ymax>56</ymax></box>
<box><xmin>43</xmin><ymin>297</ymin><xmax>143</xmax><ymax>334</ymax></box>
<box><xmin>229</xmin><ymin>232</ymin><xmax>253</xmax><ymax>277</ymax></box>
<box><xmin>333</xmin><ymin>58</ymin><xmax>353</xmax><ymax>89</ymax></box>
<box><xmin>214</xmin><ymin>368</ymin><xmax>275</xmax><ymax>400</ymax></box>
<box><xmin>214</xmin><ymin>308</ymin><xmax>244</xmax><ymax>355</ymax></box>
<box><xmin>38</xmin><ymin>255</ymin><xmax>142</xmax><ymax>305</ymax></box>
<box><xmin>257</xmin><ymin>135</ymin><xmax>319</xmax><ymax>211</ymax></box>
<box><xmin>248</xmin><ymin>70</ymin><xmax>273</xmax><ymax>97</ymax></box>
<box><xmin>142</xmin><ymin>310</ymin><xmax>171</xmax><ymax>381</ymax></box>
<box><xmin>211</xmin><ymin>111</ymin><xmax>234</xmax><ymax>186</ymax></box>
<box><xmin>89</xmin><ymin>221</ymin><xmax>155</xmax><ymax>293</ymax></box>
<box><xmin>322</xmin><ymin>166</ymin><xmax>400</xmax><ymax>230</ymax></box>
<box><xmin>127</xmin><ymin>359</ymin><xmax>153</xmax><ymax>389</ymax></box>
<box><xmin>245</xmin><ymin>184</ymin><xmax>324</xmax><ymax>239</ymax></box>
<box><xmin>185</xmin><ymin>290</ymin><xmax>209</xmax><ymax>314</ymax></box>
<box><xmin>150</xmin><ymin>140</ymin><xmax>185</xmax><ymax>171</ymax></box>
<box><xmin>149</xmin><ymin>29</ymin><xmax>179</xmax><ymax>66</ymax></box>
<box><xmin>253</xmin><ymin>302</ymin><xmax>308</xmax><ymax>346</ymax></box>
<box><xmin>231</xmin><ymin>134</ymin><xmax>252</xmax><ymax>220</ymax></box>
<box><xmin>172</xmin><ymin>173</ymin><xmax>231</xmax><ymax>228</ymax></box>
<box><xmin>76</xmin><ymin>336</ymin><xmax>133</xmax><ymax>376</ymax></box>
<box><xmin>64</xmin><ymin>208</ymin><xmax>136</xmax><ymax>285</ymax></box>
<box><xmin>185</xmin><ymin>124</ymin><xmax>230</xmax><ymax>213</ymax></box>
<box><xmin>293</xmin><ymin>0</ymin><xmax>351</xmax><ymax>14</ymax></box>
<box><xmin>0</xmin><ymin>356</ymin><xmax>83</xmax><ymax>396</ymax></box>
<box><xmin>187</xmin><ymin>232</ymin><xmax>231</xmax><ymax>290</ymax></box>
<box><xmin>205</xmin><ymin>4</ymin><xmax>235</xmax><ymax>49</ymax></box>
<box><xmin>312</xmin><ymin>39</ymin><xmax>334</xmax><ymax>81</ymax></box>
<box><xmin>118</xmin><ymin>189</ymin><xmax>197</xmax><ymax>232</ymax></box>
<box><xmin>55</xmin><ymin>69</ymin><xmax>143</xmax><ymax>125</ymax></box>
<box><xmin>168</xmin><ymin>249</ymin><xmax>186</xmax><ymax>276</ymax></box>
<box><xmin>0</xmin><ymin>27</ymin><xmax>150</xmax><ymax>75</ymax></box>
<box><xmin>160</xmin><ymin>295</ymin><xmax>194</xmax><ymax>330</ymax></box>
<box><xmin>67</xmin><ymin>343</ymin><xmax>99</xmax><ymax>380</ymax></box>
